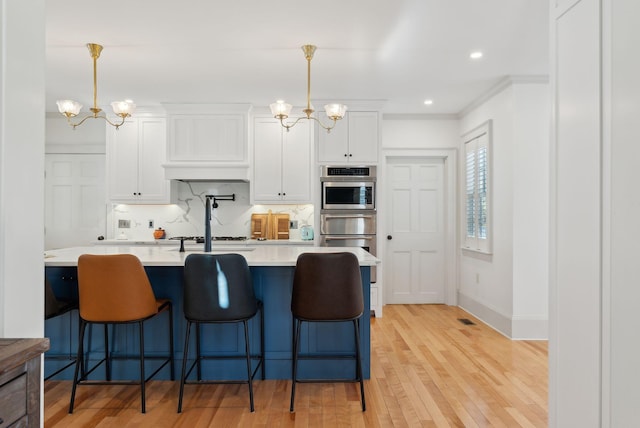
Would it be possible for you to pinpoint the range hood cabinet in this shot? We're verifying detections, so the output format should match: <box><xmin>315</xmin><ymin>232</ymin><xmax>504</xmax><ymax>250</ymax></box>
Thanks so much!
<box><xmin>162</xmin><ymin>103</ymin><xmax>252</xmax><ymax>182</ymax></box>
<box><xmin>162</xmin><ymin>162</ymin><xmax>250</xmax><ymax>182</ymax></box>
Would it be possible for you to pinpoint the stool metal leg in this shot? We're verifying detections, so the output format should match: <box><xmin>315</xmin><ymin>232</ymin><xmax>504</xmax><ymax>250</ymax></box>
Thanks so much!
<box><xmin>177</xmin><ymin>320</ymin><xmax>192</xmax><ymax>413</ymax></box>
<box><xmin>243</xmin><ymin>320</ymin><xmax>255</xmax><ymax>412</ymax></box>
<box><xmin>139</xmin><ymin>321</ymin><xmax>146</xmax><ymax>413</ymax></box>
<box><xmin>69</xmin><ymin>319</ymin><xmax>87</xmax><ymax>413</ymax></box>
<box><xmin>104</xmin><ymin>324</ymin><xmax>111</xmax><ymax>381</ymax></box>
<box><xmin>196</xmin><ymin>323</ymin><xmax>202</xmax><ymax>381</ymax></box>
<box><xmin>353</xmin><ymin>318</ymin><xmax>366</xmax><ymax>411</ymax></box>
<box><xmin>260</xmin><ymin>303</ymin><xmax>265</xmax><ymax>380</ymax></box>
<box><xmin>290</xmin><ymin>318</ymin><xmax>302</xmax><ymax>412</ymax></box>
<box><xmin>168</xmin><ymin>303</ymin><xmax>175</xmax><ymax>380</ymax></box>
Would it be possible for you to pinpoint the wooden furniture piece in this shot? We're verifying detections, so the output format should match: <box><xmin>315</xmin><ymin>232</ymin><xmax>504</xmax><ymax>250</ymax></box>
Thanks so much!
<box><xmin>250</xmin><ymin>212</ymin><xmax>290</xmax><ymax>240</ymax></box>
<box><xmin>0</xmin><ymin>338</ymin><xmax>50</xmax><ymax>427</ymax></box>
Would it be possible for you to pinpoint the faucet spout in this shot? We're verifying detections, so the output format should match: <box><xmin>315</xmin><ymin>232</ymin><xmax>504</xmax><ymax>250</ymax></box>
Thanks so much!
<box><xmin>204</xmin><ymin>197</ymin><xmax>212</xmax><ymax>252</ymax></box>
<box><xmin>203</xmin><ymin>193</ymin><xmax>235</xmax><ymax>253</ymax></box>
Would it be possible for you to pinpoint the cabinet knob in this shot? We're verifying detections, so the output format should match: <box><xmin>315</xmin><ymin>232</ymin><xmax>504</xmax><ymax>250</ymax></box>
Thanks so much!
<box><xmin>349</xmin><ymin>153</ymin><xmax>353</xmax><ymax>157</ymax></box>
<box><xmin>344</xmin><ymin>153</ymin><xmax>348</xmax><ymax>157</ymax></box>
<box><xmin>387</xmin><ymin>235</ymin><xmax>393</xmax><ymax>240</ymax></box>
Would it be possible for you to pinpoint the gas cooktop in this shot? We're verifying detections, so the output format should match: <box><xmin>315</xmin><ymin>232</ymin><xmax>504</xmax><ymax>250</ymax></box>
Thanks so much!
<box><xmin>170</xmin><ymin>236</ymin><xmax>247</xmax><ymax>243</ymax></box>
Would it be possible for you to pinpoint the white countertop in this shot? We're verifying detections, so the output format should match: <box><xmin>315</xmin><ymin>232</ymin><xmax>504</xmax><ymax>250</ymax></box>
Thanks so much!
<box><xmin>92</xmin><ymin>239</ymin><xmax>315</xmax><ymax>246</ymax></box>
<box><xmin>45</xmin><ymin>245</ymin><xmax>379</xmax><ymax>267</ymax></box>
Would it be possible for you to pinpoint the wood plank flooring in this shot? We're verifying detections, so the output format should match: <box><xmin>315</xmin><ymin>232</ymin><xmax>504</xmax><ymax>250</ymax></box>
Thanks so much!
<box><xmin>44</xmin><ymin>305</ymin><xmax>548</xmax><ymax>427</ymax></box>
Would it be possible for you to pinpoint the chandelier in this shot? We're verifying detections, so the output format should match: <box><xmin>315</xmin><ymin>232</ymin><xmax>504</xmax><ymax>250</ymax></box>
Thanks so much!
<box><xmin>57</xmin><ymin>43</ymin><xmax>136</xmax><ymax>130</ymax></box>
<box><xmin>270</xmin><ymin>45</ymin><xmax>347</xmax><ymax>133</ymax></box>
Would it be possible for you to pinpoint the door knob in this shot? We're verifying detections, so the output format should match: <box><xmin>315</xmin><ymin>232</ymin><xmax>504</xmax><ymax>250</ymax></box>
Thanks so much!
<box><xmin>387</xmin><ymin>235</ymin><xmax>392</xmax><ymax>240</ymax></box>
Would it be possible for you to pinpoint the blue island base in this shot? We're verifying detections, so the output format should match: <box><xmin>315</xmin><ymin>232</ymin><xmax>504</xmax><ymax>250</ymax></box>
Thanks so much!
<box><xmin>45</xmin><ymin>265</ymin><xmax>371</xmax><ymax>382</ymax></box>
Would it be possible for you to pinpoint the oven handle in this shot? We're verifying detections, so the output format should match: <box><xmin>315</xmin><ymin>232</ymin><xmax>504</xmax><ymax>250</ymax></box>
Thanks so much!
<box><xmin>323</xmin><ymin>236</ymin><xmax>375</xmax><ymax>241</ymax></box>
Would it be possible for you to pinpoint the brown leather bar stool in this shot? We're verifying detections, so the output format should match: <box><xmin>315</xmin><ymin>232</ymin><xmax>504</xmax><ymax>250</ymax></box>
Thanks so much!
<box><xmin>178</xmin><ymin>253</ymin><xmax>264</xmax><ymax>413</ymax></box>
<box><xmin>44</xmin><ymin>278</ymin><xmax>79</xmax><ymax>380</ymax></box>
<box><xmin>69</xmin><ymin>254</ymin><xmax>174</xmax><ymax>414</ymax></box>
<box><xmin>290</xmin><ymin>252</ymin><xmax>366</xmax><ymax>412</ymax></box>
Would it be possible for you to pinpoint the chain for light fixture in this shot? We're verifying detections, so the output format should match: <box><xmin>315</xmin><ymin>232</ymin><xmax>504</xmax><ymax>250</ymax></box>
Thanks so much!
<box><xmin>57</xmin><ymin>43</ymin><xmax>136</xmax><ymax>130</ymax></box>
<box><xmin>270</xmin><ymin>45</ymin><xmax>347</xmax><ymax>133</ymax></box>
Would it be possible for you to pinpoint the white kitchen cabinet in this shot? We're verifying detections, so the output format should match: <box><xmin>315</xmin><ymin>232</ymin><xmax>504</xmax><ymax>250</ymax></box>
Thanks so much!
<box><xmin>252</xmin><ymin>116</ymin><xmax>312</xmax><ymax>203</ymax></box>
<box><xmin>162</xmin><ymin>104</ymin><xmax>251</xmax><ymax>180</ymax></box>
<box><xmin>317</xmin><ymin>111</ymin><xmax>378</xmax><ymax>164</ymax></box>
<box><xmin>107</xmin><ymin>117</ymin><xmax>169</xmax><ymax>203</ymax></box>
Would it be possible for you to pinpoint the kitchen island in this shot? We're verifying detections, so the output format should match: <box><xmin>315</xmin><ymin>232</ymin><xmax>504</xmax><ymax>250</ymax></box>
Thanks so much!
<box><xmin>44</xmin><ymin>245</ymin><xmax>377</xmax><ymax>381</ymax></box>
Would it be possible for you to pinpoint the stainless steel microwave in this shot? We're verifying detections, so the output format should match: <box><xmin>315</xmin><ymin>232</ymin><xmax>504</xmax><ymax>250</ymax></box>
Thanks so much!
<box><xmin>321</xmin><ymin>181</ymin><xmax>375</xmax><ymax>210</ymax></box>
<box><xmin>320</xmin><ymin>166</ymin><xmax>376</xmax><ymax>210</ymax></box>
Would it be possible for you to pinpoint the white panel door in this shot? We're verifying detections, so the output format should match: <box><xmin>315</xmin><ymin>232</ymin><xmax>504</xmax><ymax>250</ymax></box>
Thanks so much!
<box><xmin>45</xmin><ymin>154</ymin><xmax>106</xmax><ymax>250</ymax></box>
<box><xmin>386</xmin><ymin>158</ymin><xmax>445</xmax><ymax>303</ymax></box>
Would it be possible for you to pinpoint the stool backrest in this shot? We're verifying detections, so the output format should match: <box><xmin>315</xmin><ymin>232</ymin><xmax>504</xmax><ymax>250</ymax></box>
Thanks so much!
<box><xmin>292</xmin><ymin>252</ymin><xmax>364</xmax><ymax>321</ymax></box>
<box><xmin>183</xmin><ymin>253</ymin><xmax>258</xmax><ymax>322</ymax></box>
<box><xmin>77</xmin><ymin>254</ymin><xmax>158</xmax><ymax>322</ymax></box>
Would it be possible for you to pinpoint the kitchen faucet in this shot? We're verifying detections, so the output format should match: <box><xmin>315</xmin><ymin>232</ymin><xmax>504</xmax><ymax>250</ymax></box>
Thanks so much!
<box><xmin>204</xmin><ymin>194</ymin><xmax>235</xmax><ymax>252</ymax></box>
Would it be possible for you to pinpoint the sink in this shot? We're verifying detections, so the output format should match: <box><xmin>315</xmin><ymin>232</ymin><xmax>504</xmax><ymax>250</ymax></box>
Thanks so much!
<box><xmin>166</xmin><ymin>246</ymin><xmax>256</xmax><ymax>253</ymax></box>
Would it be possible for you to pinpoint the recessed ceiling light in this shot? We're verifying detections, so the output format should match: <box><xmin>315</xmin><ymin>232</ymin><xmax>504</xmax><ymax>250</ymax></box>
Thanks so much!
<box><xmin>470</xmin><ymin>51</ymin><xmax>483</xmax><ymax>60</ymax></box>
<box><xmin>424</xmin><ymin>99</ymin><xmax>433</xmax><ymax>106</ymax></box>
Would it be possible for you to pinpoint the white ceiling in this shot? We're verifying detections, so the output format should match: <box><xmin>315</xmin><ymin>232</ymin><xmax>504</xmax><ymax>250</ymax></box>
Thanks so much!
<box><xmin>45</xmin><ymin>0</ymin><xmax>549</xmax><ymax>115</ymax></box>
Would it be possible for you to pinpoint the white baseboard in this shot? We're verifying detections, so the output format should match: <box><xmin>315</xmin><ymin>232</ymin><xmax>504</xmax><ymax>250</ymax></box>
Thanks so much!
<box><xmin>457</xmin><ymin>291</ymin><xmax>548</xmax><ymax>340</ymax></box>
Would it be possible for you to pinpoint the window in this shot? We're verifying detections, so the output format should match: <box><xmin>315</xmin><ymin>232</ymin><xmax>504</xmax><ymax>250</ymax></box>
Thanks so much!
<box><xmin>463</xmin><ymin>121</ymin><xmax>491</xmax><ymax>253</ymax></box>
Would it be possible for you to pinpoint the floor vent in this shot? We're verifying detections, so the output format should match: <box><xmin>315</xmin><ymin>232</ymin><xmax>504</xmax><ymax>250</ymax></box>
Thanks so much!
<box><xmin>457</xmin><ymin>318</ymin><xmax>475</xmax><ymax>326</ymax></box>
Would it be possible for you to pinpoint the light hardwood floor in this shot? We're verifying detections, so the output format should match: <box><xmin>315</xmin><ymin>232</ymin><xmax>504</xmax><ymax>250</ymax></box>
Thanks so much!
<box><xmin>44</xmin><ymin>305</ymin><xmax>548</xmax><ymax>427</ymax></box>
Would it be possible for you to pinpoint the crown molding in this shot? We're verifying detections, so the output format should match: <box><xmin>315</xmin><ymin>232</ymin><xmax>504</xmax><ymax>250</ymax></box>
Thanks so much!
<box><xmin>458</xmin><ymin>75</ymin><xmax>549</xmax><ymax>118</ymax></box>
<box><xmin>383</xmin><ymin>113</ymin><xmax>458</xmax><ymax>121</ymax></box>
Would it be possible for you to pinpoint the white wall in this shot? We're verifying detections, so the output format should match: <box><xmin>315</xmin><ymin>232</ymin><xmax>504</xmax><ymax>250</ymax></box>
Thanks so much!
<box><xmin>381</xmin><ymin>116</ymin><xmax>459</xmax><ymax>149</ymax></box>
<box><xmin>459</xmin><ymin>86</ymin><xmax>516</xmax><ymax>335</ymax></box>
<box><xmin>459</xmin><ymin>81</ymin><xmax>549</xmax><ymax>339</ymax></box>
<box><xmin>45</xmin><ymin>114</ymin><xmax>106</xmax><ymax>153</ymax></box>
<box><xmin>0</xmin><ymin>0</ymin><xmax>46</xmax><ymax>337</ymax></box>
<box><xmin>511</xmin><ymin>84</ymin><xmax>550</xmax><ymax>338</ymax></box>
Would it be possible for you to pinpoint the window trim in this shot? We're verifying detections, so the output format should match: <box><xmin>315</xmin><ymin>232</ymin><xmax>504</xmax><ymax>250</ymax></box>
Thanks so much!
<box><xmin>461</xmin><ymin>120</ymin><xmax>492</xmax><ymax>254</ymax></box>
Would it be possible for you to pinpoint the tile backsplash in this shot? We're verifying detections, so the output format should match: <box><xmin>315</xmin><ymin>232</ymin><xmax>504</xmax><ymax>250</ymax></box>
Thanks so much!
<box><xmin>108</xmin><ymin>181</ymin><xmax>314</xmax><ymax>241</ymax></box>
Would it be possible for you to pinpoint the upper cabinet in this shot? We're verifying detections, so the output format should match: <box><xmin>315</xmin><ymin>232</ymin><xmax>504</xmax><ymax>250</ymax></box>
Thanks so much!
<box><xmin>317</xmin><ymin>111</ymin><xmax>379</xmax><ymax>164</ymax></box>
<box><xmin>107</xmin><ymin>116</ymin><xmax>169</xmax><ymax>203</ymax></box>
<box><xmin>162</xmin><ymin>104</ymin><xmax>251</xmax><ymax>181</ymax></box>
<box><xmin>252</xmin><ymin>116</ymin><xmax>313</xmax><ymax>204</ymax></box>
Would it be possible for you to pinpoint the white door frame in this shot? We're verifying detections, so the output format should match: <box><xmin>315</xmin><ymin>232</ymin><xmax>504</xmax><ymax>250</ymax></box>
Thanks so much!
<box><xmin>379</xmin><ymin>148</ymin><xmax>458</xmax><ymax>306</ymax></box>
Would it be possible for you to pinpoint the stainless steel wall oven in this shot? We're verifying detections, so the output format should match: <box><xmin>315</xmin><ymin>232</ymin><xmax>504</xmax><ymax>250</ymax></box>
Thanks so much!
<box><xmin>320</xmin><ymin>166</ymin><xmax>377</xmax><ymax>282</ymax></box>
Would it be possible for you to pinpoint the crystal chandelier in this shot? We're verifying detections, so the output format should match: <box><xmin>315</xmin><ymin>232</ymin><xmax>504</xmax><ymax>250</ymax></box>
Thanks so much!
<box><xmin>57</xmin><ymin>43</ymin><xmax>136</xmax><ymax>130</ymax></box>
<box><xmin>270</xmin><ymin>45</ymin><xmax>347</xmax><ymax>133</ymax></box>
